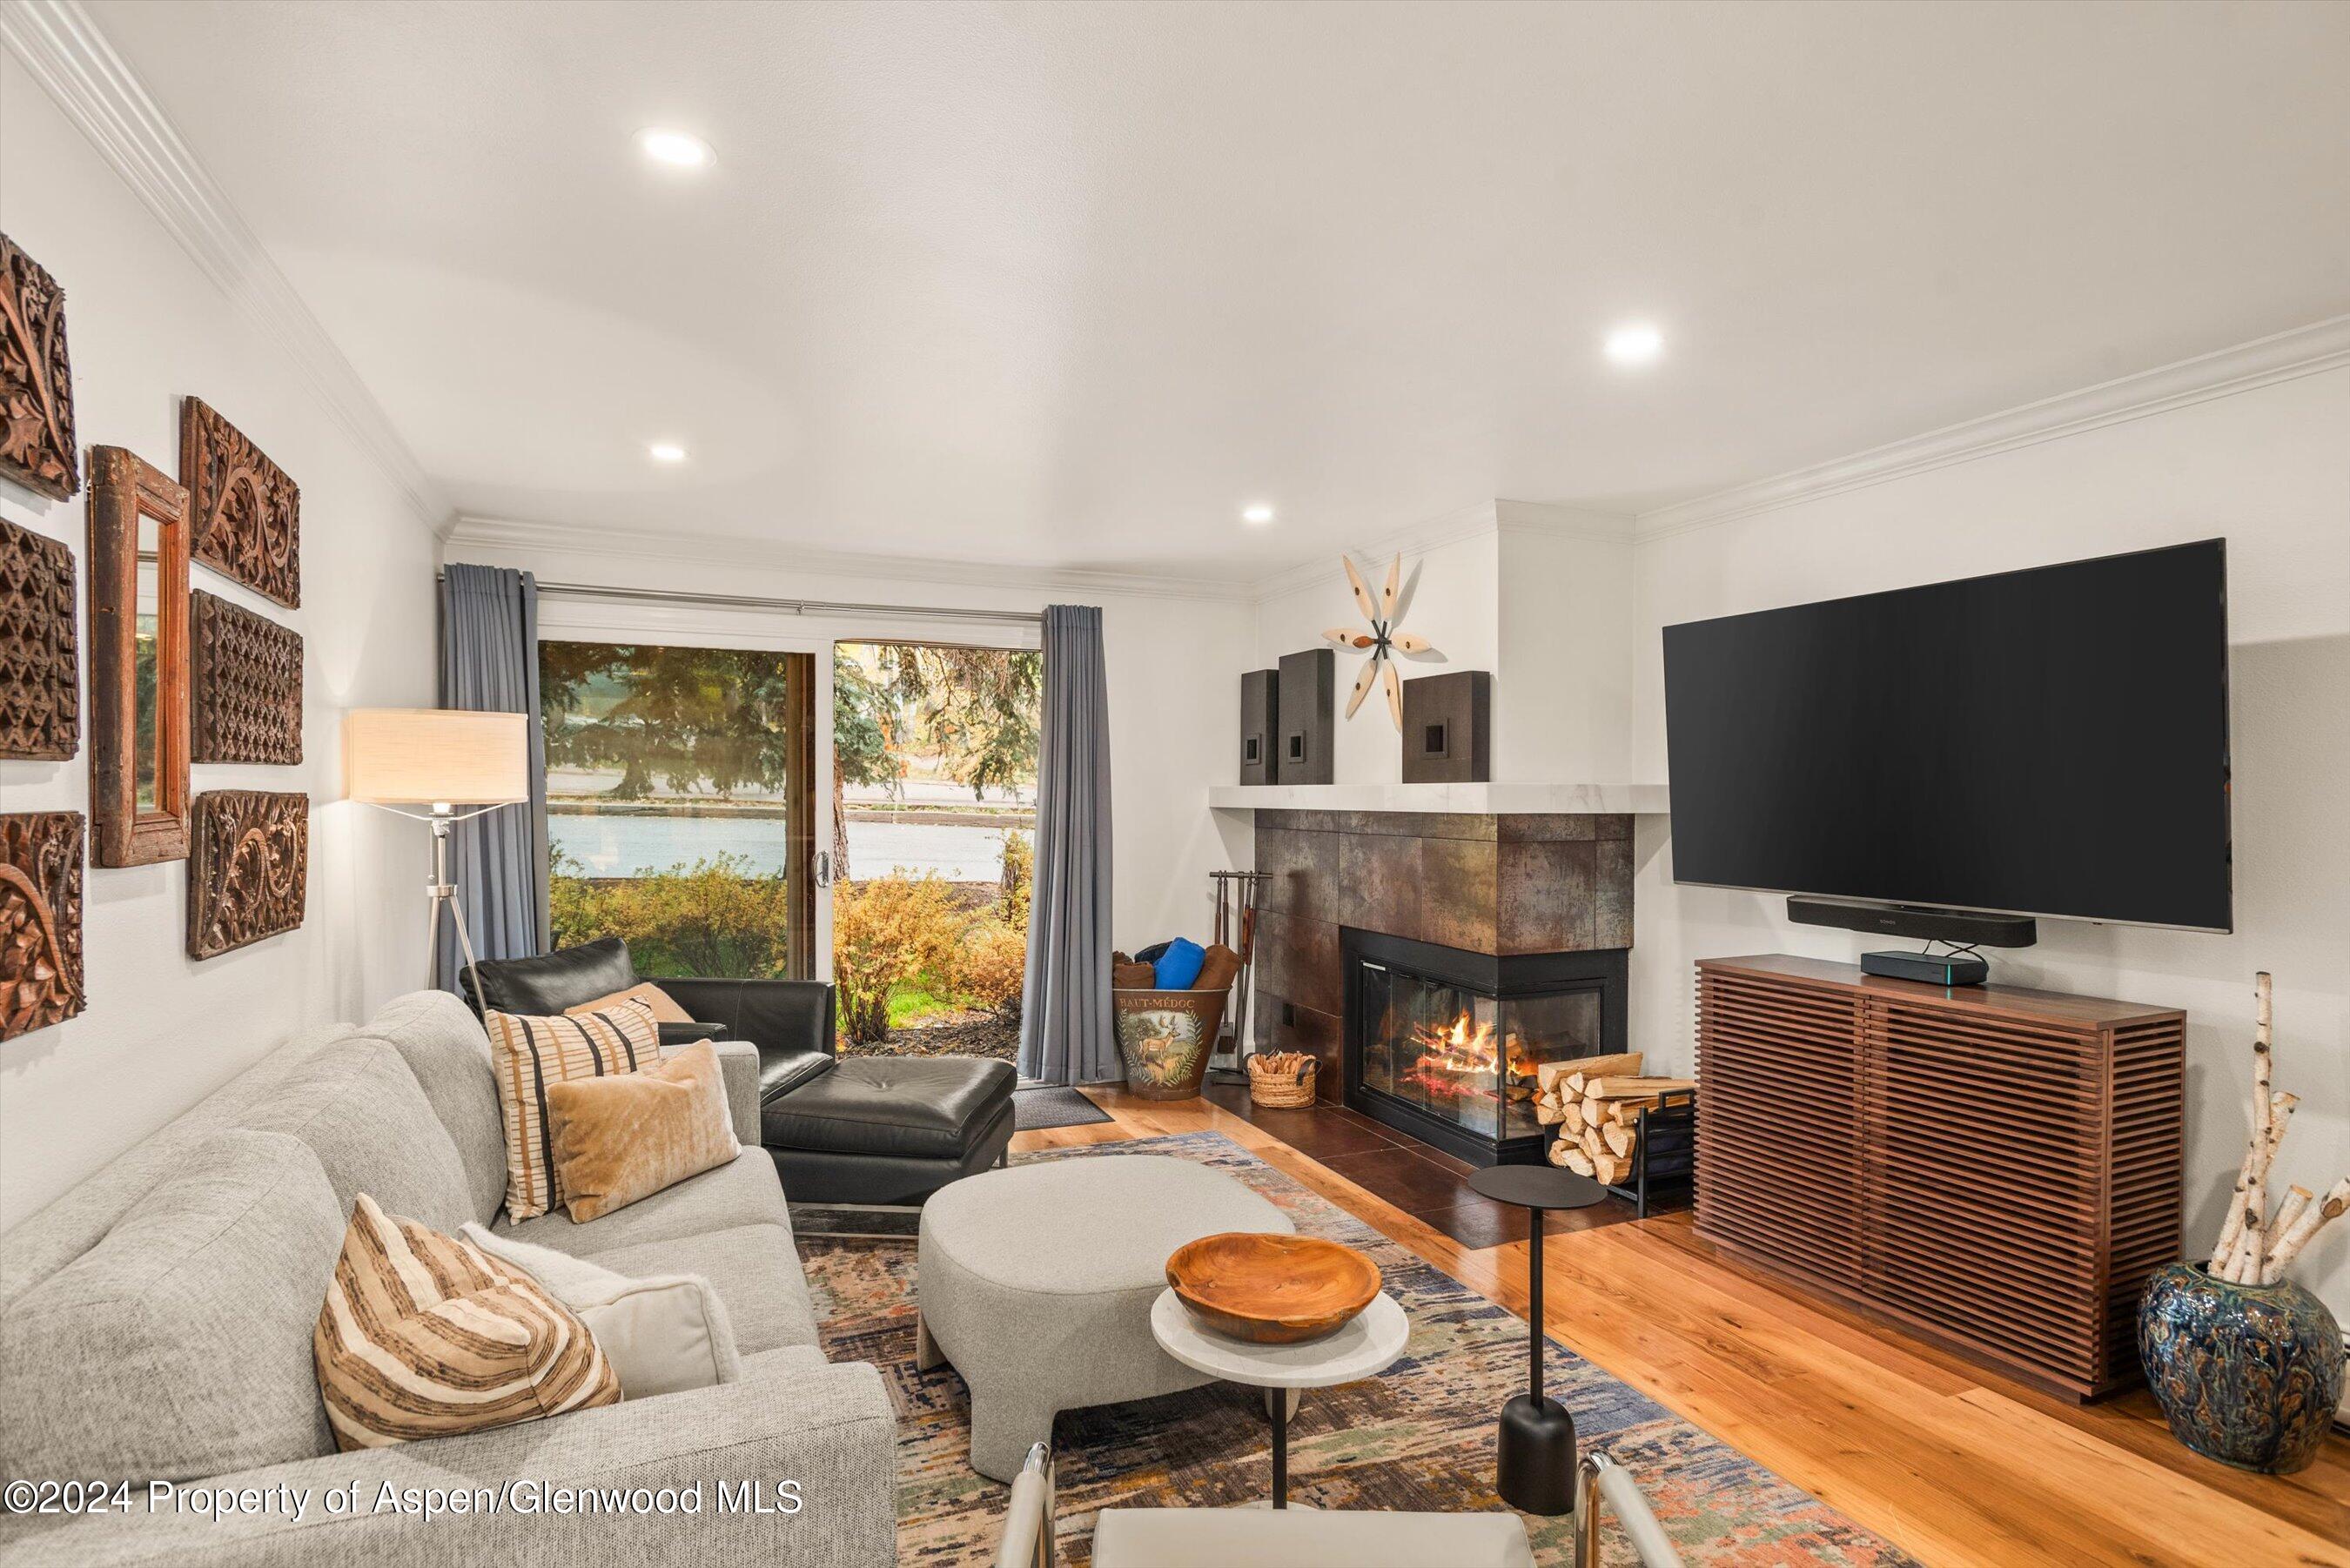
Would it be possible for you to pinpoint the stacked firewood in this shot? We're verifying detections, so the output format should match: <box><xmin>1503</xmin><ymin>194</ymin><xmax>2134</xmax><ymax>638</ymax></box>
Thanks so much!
<box><xmin>1532</xmin><ymin>1051</ymin><xmax>1695</xmax><ymax>1185</ymax></box>
<box><xmin>2207</xmin><ymin>973</ymin><xmax>2349</xmax><ymax>1284</ymax></box>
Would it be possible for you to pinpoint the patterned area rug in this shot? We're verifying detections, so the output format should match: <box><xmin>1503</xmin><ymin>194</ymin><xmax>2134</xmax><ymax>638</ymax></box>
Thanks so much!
<box><xmin>799</xmin><ymin>1130</ymin><xmax>1917</xmax><ymax>1566</ymax></box>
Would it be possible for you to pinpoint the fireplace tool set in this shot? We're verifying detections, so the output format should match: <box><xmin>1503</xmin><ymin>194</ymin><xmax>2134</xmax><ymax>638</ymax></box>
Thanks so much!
<box><xmin>1205</xmin><ymin>869</ymin><xmax>1268</xmax><ymax>1085</ymax></box>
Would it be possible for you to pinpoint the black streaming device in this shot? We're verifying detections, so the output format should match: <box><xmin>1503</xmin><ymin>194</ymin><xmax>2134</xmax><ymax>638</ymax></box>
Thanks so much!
<box><xmin>1861</xmin><ymin>949</ymin><xmax>1990</xmax><ymax>987</ymax></box>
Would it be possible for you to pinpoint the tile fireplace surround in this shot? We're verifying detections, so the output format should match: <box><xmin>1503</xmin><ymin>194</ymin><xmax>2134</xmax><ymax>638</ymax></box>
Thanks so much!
<box><xmin>1251</xmin><ymin>810</ymin><xmax>1635</xmax><ymax>1102</ymax></box>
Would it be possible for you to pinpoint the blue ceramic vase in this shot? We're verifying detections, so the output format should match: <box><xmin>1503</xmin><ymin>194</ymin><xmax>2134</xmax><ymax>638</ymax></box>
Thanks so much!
<box><xmin>2138</xmin><ymin>1260</ymin><xmax>2343</xmax><ymax>1474</ymax></box>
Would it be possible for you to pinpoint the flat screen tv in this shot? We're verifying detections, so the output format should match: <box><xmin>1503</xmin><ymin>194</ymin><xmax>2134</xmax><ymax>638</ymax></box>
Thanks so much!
<box><xmin>1662</xmin><ymin>539</ymin><xmax>2231</xmax><ymax>933</ymax></box>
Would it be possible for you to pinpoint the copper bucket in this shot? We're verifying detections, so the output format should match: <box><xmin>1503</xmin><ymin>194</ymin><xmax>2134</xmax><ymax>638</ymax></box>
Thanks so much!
<box><xmin>1111</xmin><ymin>988</ymin><xmax>1226</xmax><ymax>1100</ymax></box>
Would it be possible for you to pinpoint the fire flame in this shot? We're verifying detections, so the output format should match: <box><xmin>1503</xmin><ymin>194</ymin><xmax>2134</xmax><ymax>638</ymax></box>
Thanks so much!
<box><xmin>1398</xmin><ymin>1011</ymin><xmax>1535</xmax><ymax>1102</ymax></box>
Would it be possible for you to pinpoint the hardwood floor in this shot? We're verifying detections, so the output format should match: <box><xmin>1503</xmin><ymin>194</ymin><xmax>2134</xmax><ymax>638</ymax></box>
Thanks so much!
<box><xmin>1011</xmin><ymin>1086</ymin><xmax>2350</xmax><ymax>1568</ymax></box>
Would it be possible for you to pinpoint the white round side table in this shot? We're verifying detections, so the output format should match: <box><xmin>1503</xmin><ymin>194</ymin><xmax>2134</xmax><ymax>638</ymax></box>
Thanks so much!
<box><xmin>1149</xmin><ymin>1287</ymin><xmax>1410</xmax><ymax>1508</ymax></box>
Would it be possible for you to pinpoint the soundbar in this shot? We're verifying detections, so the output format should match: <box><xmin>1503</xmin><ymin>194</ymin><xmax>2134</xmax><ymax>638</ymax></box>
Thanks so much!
<box><xmin>1786</xmin><ymin>896</ymin><xmax>2036</xmax><ymax>948</ymax></box>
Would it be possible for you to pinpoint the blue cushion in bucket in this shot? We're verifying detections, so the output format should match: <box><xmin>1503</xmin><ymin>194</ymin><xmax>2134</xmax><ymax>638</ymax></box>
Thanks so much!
<box><xmin>1152</xmin><ymin>937</ymin><xmax>1205</xmax><ymax>990</ymax></box>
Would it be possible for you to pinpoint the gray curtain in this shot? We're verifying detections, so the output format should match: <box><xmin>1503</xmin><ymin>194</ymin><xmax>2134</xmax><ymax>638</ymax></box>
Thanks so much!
<box><xmin>1019</xmin><ymin>605</ymin><xmax>1115</xmax><ymax>1084</ymax></box>
<box><xmin>436</xmin><ymin>564</ymin><xmax>549</xmax><ymax>991</ymax></box>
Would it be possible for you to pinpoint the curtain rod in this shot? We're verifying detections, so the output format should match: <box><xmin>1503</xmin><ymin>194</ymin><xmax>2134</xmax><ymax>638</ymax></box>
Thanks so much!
<box><xmin>440</xmin><ymin>573</ymin><xmax>1045</xmax><ymax>627</ymax></box>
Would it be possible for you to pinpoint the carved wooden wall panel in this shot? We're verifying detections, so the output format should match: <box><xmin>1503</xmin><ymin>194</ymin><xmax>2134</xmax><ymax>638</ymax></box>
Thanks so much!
<box><xmin>191</xmin><ymin>590</ymin><xmax>303</xmax><ymax>764</ymax></box>
<box><xmin>181</xmin><ymin>397</ymin><xmax>299</xmax><ymax>608</ymax></box>
<box><xmin>0</xmin><ymin>517</ymin><xmax>77</xmax><ymax>759</ymax></box>
<box><xmin>187</xmin><ymin>790</ymin><xmax>308</xmax><ymax>960</ymax></box>
<box><xmin>0</xmin><ymin>233</ymin><xmax>79</xmax><ymax>501</ymax></box>
<box><xmin>2</xmin><ymin>812</ymin><xmax>84</xmax><ymax>1040</ymax></box>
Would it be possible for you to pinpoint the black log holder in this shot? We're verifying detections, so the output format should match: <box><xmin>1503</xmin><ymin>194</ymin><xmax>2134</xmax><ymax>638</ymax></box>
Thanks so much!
<box><xmin>1596</xmin><ymin>1089</ymin><xmax>1696</xmax><ymax>1219</ymax></box>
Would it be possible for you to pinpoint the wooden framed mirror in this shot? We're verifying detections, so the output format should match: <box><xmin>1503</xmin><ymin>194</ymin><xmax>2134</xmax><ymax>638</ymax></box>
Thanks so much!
<box><xmin>87</xmin><ymin>445</ymin><xmax>191</xmax><ymax>866</ymax></box>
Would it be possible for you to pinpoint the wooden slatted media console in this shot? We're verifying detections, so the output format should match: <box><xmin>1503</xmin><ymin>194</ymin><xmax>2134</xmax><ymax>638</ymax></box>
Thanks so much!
<box><xmin>1694</xmin><ymin>955</ymin><xmax>2186</xmax><ymax>1398</ymax></box>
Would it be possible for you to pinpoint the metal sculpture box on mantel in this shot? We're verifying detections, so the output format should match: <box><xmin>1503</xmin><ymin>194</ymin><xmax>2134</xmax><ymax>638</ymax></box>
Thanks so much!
<box><xmin>1239</xmin><ymin>668</ymin><xmax>1279</xmax><ymax>784</ymax></box>
<box><xmin>2</xmin><ymin>811</ymin><xmax>84</xmax><ymax>1040</ymax></box>
<box><xmin>0</xmin><ymin>232</ymin><xmax>80</xmax><ymax>502</ymax></box>
<box><xmin>181</xmin><ymin>397</ymin><xmax>299</xmax><ymax>609</ymax></box>
<box><xmin>187</xmin><ymin>789</ymin><xmax>308</xmax><ymax>960</ymax></box>
<box><xmin>0</xmin><ymin>515</ymin><xmax>78</xmax><ymax>760</ymax></box>
<box><xmin>1400</xmin><ymin>669</ymin><xmax>1490</xmax><ymax>784</ymax></box>
<box><xmin>1276</xmin><ymin>648</ymin><xmax>1333</xmax><ymax>785</ymax></box>
<box><xmin>191</xmin><ymin>590</ymin><xmax>303</xmax><ymax>764</ymax></box>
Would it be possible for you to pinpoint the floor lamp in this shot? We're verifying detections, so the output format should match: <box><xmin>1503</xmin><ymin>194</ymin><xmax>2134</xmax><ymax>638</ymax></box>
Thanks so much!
<box><xmin>345</xmin><ymin>708</ymin><xmax>531</xmax><ymax>990</ymax></box>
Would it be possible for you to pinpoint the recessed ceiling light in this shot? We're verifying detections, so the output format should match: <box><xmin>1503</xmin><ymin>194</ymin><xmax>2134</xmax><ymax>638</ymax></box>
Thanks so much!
<box><xmin>1241</xmin><ymin>503</ymin><xmax>1276</xmax><ymax>525</ymax></box>
<box><xmin>648</xmin><ymin>441</ymin><xmax>688</xmax><ymax>464</ymax></box>
<box><xmin>1604</xmin><ymin>323</ymin><xmax>1663</xmax><ymax>366</ymax></box>
<box><xmin>636</xmin><ymin>128</ymin><xmax>715</xmax><ymax>169</ymax></box>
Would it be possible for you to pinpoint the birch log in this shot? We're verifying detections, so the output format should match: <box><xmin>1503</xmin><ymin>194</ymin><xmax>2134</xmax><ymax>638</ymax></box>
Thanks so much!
<box><xmin>2225</xmin><ymin>1093</ymin><xmax>2300</xmax><ymax>1282</ymax></box>
<box><xmin>2240</xmin><ymin>975</ymin><xmax>2276</xmax><ymax>1276</ymax></box>
<box><xmin>2260</xmin><ymin>1187</ymin><xmax>2313</xmax><ymax>1283</ymax></box>
<box><xmin>2207</xmin><ymin>975</ymin><xmax>2280</xmax><ymax>1273</ymax></box>
<box><xmin>2211</xmin><ymin>1091</ymin><xmax>2295</xmax><ymax>1270</ymax></box>
<box><xmin>2264</xmin><ymin>1176</ymin><xmax>2350</xmax><ymax>1280</ymax></box>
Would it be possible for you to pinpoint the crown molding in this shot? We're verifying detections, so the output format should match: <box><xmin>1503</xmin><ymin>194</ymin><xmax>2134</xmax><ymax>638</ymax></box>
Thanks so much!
<box><xmin>1636</xmin><ymin>313</ymin><xmax>2350</xmax><ymax>540</ymax></box>
<box><xmin>1494</xmin><ymin>499</ymin><xmax>1637</xmax><ymax>543</ymax></box>
<box><xmin>1249</xmin><ymin>498</ymin><xmax>1634</xmax><ymax>603</ymax></box>
<box><xmin>443</xmin><ymin>513</ymin><xmax>1253</xmax><ymax>602</ymax></box>
<box><xmin>0</xmin><ymin>0</ymin><xmax>449</xmax><ymax>531</ymax></box>
<box><xmin>1249</xmin><ymin>500</ymin><xmax>1500</xmax><ymax>602</ymax></box>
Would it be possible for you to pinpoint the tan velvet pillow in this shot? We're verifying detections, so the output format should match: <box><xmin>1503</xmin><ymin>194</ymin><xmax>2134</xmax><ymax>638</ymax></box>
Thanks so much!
<box><xmin>544</xmin><ymin>1041</ymin><xmax>741</xmax><ymax>1223</ymax></box>
<box><xmin>564</xmin><ymin>981</ymin><xmax>695</xmax><ymax>1025</ymax></box>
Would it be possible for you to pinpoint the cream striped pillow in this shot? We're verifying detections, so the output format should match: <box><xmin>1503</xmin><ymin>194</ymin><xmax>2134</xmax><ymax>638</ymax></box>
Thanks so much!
<box><xmin>313</xmin><ymin>1193</ymin><xmax>620</xmax><ymax>1451</ymax></box>
<box><xmin>484</xmin><ymin>999</ymin><xmax>662</xmax><ymax>1220</ymax></box>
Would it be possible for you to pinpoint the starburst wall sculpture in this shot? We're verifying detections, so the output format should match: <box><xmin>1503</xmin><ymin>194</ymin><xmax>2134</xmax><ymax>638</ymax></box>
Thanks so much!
<box><xmin>1322</xmin><ymin>553</ymin><xmax>1441</xmax><ymax>731</ymax></box>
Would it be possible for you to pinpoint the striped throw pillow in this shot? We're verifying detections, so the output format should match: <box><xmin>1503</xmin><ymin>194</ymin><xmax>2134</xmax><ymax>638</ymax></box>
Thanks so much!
<box><xmin>485</xmin><ymin>999</ymin><xmax>662</xmax><ymax>1221</ymax></box>
<box><xmin>313</xmin><ymin>1193</ymin><xmax>620</xmax><ymax>1451</ymax></box>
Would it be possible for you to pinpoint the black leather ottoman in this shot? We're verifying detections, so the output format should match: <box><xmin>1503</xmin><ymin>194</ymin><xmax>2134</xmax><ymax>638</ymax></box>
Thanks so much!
<box><xmin>763</xmin><ymin>1055</ymin><xmax>1017</xmax><ymax>1207</ymax></box>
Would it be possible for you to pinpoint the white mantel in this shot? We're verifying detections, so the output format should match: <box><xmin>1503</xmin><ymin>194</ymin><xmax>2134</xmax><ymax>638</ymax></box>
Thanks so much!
<box><xmin>1207</xmin><ymin>782</ymin><xmax>1668</xmax><ymax>814</ymax></box>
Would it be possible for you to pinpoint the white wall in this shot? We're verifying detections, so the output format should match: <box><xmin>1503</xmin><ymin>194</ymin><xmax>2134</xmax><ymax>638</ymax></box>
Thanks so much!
<box><xmin>1252</xmin><ymin>520</ymin><xmax>1499</xmax><ymax>783</ymax></box>
<box><xmin>1251</xmin><ymin>502</ymin><xmax>1642</xmax><ymax>786</ymax></box>
<box><xmin>1493</xmin><ymin>515</ymin><xmax>1635</xmax><ymax>785</ymax></box>
<box><xmin>0</xmin><ymin>57</ymin><xmax>440</xmax><ymax>1230</ymax></box>
<box><xmin>1627</xmin><ymin>365</ymin><xmax>2350</xmax><ymax>1319</ymax></box>
<box><xmin>440</xmin><ymin>526</ymin><xmax>1256</xmax><ymax>962</ymax></box>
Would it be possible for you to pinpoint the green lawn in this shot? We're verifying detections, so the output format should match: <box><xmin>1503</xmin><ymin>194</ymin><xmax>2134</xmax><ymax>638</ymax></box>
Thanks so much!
<box><xmin>887</xmin><ymin>981</ymin><xmax>970</xmax><ymax>1027</ymax></box>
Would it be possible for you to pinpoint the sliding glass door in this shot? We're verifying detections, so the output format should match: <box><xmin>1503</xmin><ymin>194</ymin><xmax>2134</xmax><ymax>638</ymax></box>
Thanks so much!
<box><xmin>538</xmin><ymin>640</ymin><xmax>817</xmax><ymax>978</ymax></box>
<box><xmin>829</xmin><ymin>640</ymin><xmax>1037</xmax><ymax>1060</ymax></box>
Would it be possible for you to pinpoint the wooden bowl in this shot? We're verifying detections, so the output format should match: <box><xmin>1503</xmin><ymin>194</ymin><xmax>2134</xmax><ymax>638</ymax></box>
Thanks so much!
<box><xmin>1165</xmin><ymin>1232</ymin><xmax>1381</xmax><ymax>1344</ymax></box>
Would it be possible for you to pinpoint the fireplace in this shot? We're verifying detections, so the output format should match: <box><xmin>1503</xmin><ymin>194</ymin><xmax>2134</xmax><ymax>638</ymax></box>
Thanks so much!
<box><xmin>1342</xmin><ymin>927</ymin><xmax>1627</xmax><ymax>1166</ymax></box>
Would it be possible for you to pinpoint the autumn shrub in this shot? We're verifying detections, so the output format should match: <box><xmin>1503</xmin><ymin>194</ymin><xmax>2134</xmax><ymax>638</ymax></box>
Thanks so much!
<box><xmin>998</xmin><ymin>828</ymin><xmax>1033</xmax><ymax>932</ymax></box>
<box><xmin>955</xmin><ymin>917</ymin><xmax>1028</xmax><ymax>1020</ymax></box>
<box><xmin>832</xmin><ymin>873</ymin><xmax>965</xmax><ymax>1043</ymax></box>
<box><xmin>550</xmin><ymin>849</ymin><xmax>796</xmax><ymax>977</ymax></box>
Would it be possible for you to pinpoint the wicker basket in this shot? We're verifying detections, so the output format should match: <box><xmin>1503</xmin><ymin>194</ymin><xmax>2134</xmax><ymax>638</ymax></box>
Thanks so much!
<box><xmin>1246</xmin><ymin>1052</ymin><xmax>1319</xmax><ymax>1109</ymax></box>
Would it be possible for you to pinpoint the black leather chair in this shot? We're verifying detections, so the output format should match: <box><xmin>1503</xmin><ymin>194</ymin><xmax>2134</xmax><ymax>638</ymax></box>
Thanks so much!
<box><xmin>462</xmin><ymin>937</ymin><xmax>1016</xmax><ymax>1207</ymax></box>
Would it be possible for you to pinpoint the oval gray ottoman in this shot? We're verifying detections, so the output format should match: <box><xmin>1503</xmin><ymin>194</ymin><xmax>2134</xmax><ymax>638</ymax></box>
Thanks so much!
<box><xmin>916</xmin><ymin>1154</ymin><xmax>1295</xmax><ymax>1481</ymax></box>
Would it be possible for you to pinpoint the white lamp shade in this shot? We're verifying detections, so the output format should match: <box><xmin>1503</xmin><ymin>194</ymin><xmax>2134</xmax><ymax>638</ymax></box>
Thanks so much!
<box><xmin>345</xmin><ymin>708</ymin><xmax>529</xmax><ymax>805</ymax></box>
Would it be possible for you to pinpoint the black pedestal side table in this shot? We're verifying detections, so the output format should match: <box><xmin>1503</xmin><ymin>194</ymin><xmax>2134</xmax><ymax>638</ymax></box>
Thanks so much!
<box><xmin>1467</xmin><ymin>1161</ymin><xmax>1608</xmax><ymax>1515</ymax></box>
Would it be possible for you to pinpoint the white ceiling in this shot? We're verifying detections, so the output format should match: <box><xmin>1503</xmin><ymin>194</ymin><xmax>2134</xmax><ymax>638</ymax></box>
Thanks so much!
<box><xmin>84</xmin><ymin>0</ymin><xmax>2350</xmax><ymax>581</ymax></box>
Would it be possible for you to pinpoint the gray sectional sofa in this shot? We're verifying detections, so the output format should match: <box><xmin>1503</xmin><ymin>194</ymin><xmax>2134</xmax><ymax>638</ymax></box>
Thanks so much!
<box><xmin>0</xmin><ymin>990</ymin><xmax>898</xmax><ymax>1566</ymax></box>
